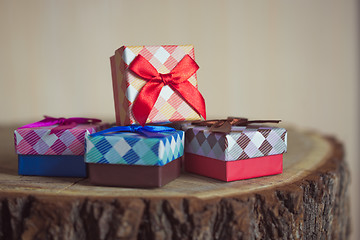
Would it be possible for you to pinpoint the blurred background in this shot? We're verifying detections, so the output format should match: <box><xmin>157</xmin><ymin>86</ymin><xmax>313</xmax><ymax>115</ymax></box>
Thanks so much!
<box><xmin>0</xmin><ymin>0</ymin><xmax>358</xmax><ymax>238</ymax></box>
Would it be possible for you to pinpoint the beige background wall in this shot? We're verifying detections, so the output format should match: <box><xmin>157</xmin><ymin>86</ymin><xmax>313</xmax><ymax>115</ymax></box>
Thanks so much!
<box><xmin>0</xmin><ymin>0</ymin><xmax>358</xmax><ymax>238</ymax></box>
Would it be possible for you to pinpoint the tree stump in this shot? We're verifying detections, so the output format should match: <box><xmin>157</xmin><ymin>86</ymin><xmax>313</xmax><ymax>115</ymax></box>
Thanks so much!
<box><xmin>0</xmin><ymin>126</ymin><xmax>351</xmax><ymax>240</ymax></box>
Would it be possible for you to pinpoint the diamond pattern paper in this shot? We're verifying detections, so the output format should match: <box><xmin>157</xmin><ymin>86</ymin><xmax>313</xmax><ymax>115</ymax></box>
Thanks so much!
<box><xmin>184</xmin><ymin>125</ymin><xmax>287</xmax><ymax>161</ymax></box>
<box><xmin>111</xmin><ymin>45</ymin><xmax>202</xmax><ymax>126</ymax></box>
<box><xmin>14</xmin><ymin>123</ymin><xmax>106</xmax><ymax>155</ymax></box>
<box><xmin>85</xmin><ymin>130</ymin><xmax>185</xmax><ymax>166</ymax></box>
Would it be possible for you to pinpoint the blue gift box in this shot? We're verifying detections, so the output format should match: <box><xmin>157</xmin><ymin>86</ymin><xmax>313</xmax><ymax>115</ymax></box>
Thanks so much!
<box><xmin>84</xmin><ymin>125</ymin><xmax>185</xmax><ymax>187</ymax></box>
<box><xmin>18</xmin><ymin>155</ymin><xmax>87</xmax><ymax>177</ymax></box>
<box><xmin>14</xmin><ymin>118</ymin><xmax>109</xmax><ymax>178</ymax></box>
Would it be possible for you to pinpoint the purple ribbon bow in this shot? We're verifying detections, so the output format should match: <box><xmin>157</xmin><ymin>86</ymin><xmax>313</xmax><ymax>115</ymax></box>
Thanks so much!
<box><xmin>18</xmin><ymin>115</ymin><xmax>102</xmax><ymax>134</ymax></box>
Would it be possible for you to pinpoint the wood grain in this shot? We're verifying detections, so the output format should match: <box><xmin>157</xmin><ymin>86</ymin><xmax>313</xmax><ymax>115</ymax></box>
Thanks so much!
<box><xmin>0</xmin><ymin>126</ymin><xmax>351</xmax><ymax>240</ymax></box>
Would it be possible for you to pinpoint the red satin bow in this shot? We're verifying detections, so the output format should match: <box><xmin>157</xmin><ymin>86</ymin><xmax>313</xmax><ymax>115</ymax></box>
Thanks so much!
<box><xmin>129</xmin><ymin>54</ymin><xmax>206</xmax><ymax>126</ymax></box>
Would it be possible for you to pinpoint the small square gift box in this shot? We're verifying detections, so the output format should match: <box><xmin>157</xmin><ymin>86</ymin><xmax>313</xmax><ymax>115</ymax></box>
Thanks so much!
<box><xmin>85</xmin><ymin>125</ymin><xmax>184</xmax><ymax>188</ymax></box>
<box><xmin>14</xmin><ymin>116</ymin><xmax>108</xmax><ymax>177</ymax></box>
<box><xmin>183</xmin><ymin>117</ymin><xmax>287</xmax><ymax>182</ymax></box>
<box><xmin>110</xmin><ymin>45</ymin><xmax>206</xmax><ymax>126</ymax></box>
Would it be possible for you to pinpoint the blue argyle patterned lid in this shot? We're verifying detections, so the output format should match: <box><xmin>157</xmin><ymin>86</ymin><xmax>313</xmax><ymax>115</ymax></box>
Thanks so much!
<box><xmin>85</xmin><ymin>130</ymin><xmax>184</xmax><ymax>166</ymax></box>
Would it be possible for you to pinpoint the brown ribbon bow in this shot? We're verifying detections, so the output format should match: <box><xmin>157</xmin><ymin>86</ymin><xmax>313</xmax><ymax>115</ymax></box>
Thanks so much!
<box><xmin>192</xmin><ymin>117</ymin><xmax>281</xmax><ymax>133</ymax></box>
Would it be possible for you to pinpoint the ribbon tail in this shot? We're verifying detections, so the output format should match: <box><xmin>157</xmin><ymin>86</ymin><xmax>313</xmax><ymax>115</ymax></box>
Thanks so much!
<box><xmin>132</xmin><ymin>81</ymin><xmax>164</xmax><ymax>126</ymax></box>
<box><xmin>246</xmin><ymin>120</ymin><xmax>281</xmax><ymax>124</ymax></box>
<box><xmin>139</xmin><ymin>130</ymin><xmax>167</xmax><ymax>138</ymax></box>
<box><xmin>171</xmin><ymin>81</ymin><xmax>206</xmax><ymax>120</ymax></box>
<box><xmin>140</xmin><ymin>126</ymin><xmax>176</xmax><ymax>137</ymax></box>
<box><xmin>18</xmin><ymin>118</ymin><xmax>60</xmax><ymax>129</ymax></box>
<box><xmin>90</xmin><ymin>126</ymin><xmax>132</xmax><ymax>137</ymax></box>
<box><xmin>67</xmin><ymin>117</ymin><xmax>102</xmax><ymax>124</ymax></box>
<box><xmin>209</xmin><ymin>121</ymin><xmax>232</xmax><ymax>133</ymax></box>
<box><xmin>50</xmin><ymin>122</ymin><xmax>77</xmax><ymax>134</ymax></box>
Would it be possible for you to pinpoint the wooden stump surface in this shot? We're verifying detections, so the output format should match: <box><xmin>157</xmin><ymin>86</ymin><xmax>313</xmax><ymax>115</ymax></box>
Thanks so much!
<box><xmin>0</xmin><ymin>125</ymin><xmax>351</xmax><ymax>240</ymax></box>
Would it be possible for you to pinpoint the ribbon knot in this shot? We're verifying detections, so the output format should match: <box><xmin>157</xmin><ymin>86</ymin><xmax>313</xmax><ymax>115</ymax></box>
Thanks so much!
<box><xmin>57</xmin><ymin>118</ymin><xmax>66</xmax><ymax>125</ymax></box>
<box><xmin>192</xmin><ymin>117</ymin><xmax>281</xmax><ymax>134</ymax></box>
<box><xmin>129</xmin><ymin>54</ymin><xmax>206</xmax><ymax>126</ymax></box>
<box><xmin>89</xmin><ymin>125</ymin><xmax>176</xmax><ymax>138</ymax></box>
<box><xmin>160</xmin><ymin>73</ymin><xmax>172</xmax><ymax>85</ymax></box>
<box><xmin>18</xmin><ymin>116</ymin><xmax>102</xmax><ymax>134</ymax></box>
<box><xmin>128</xmin><ymin>125</ymin><xmax>142</xmax><ymax>133</ymax></box>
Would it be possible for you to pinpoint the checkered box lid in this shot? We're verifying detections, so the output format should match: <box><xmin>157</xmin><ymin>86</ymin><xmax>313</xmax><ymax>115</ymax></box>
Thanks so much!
<box><xmin>184</xmin><ymin>125</ymin><xmax>287</xmax><ymax>161</ymax></box>
<box><xmin>14</xmin><ymin>124</ymin><xmax>105</xmax><ymax>156</ymax></box>
<box><xmin>85</xmin><ymin>130</ymin><xmax>184</xmax><ymax>166</ymax></box>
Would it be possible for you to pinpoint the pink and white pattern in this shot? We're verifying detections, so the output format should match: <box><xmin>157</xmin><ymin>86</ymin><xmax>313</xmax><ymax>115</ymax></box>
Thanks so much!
<box><xmin>14</xmin><ymin>124</ymin><xmax>104</xmax><ymax>155</ymax></box>
<box><xmin>111</xmin><ymin>45</ymin><xmax>202</xmax><ymax>126</ymax></box>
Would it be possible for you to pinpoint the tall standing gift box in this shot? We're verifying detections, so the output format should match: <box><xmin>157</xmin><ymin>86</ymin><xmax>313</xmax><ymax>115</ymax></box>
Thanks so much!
<box><xmin>14</xmin><ymin>116</ymin><xmax>108</xmax><ymax>177</ymax></box>
<box><xmin>85</xmin><ymin>125</ymin><xmax>184</xmax><ymax>187</ymax></box>
<box><xmin>183</xmin><ymin>118</ymin><xmax>287</xmax><ymax>181</ymax></box>
<box><xmin>110</xmin><ymin>45</ymin><xmax>206</xmax><ymax>126</ymax></box>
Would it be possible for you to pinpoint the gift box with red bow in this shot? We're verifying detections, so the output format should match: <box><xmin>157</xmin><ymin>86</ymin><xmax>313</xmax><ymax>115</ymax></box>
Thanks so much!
<box><xmin>14</xmin><ymin>116</ymin><xmax>109</xmax><ymax>177</ymax></box>
<box><xmin>110</xmin><ymin>45</ymin><xmax>206</xmax><ymax>126</ymax></box>
<box><xmin>183</xmin><ymin>118</ymin><xmax>287</xmax><ymax>181</ymax></box>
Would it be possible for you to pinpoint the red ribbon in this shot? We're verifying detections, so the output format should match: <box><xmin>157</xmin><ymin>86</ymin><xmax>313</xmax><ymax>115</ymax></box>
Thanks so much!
<box><xmin>129</xmin><ymin>54</ymin><xmax>206</xmax><ymax>126</ymax></box>
<box><xmin>18</xmin><ymin>116</ymin><xmax>102</xmax><ymax>134</ymax></box>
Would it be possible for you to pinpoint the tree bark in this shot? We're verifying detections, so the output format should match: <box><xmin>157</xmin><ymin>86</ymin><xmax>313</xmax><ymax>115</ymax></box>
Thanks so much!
<box><xmin>0</xmin><ymin>126</ymin><xmax>351</xmax><ymax>240</ymax></box>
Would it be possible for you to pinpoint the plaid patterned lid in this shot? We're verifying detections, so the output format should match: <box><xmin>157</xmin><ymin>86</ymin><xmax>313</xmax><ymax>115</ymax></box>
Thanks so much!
<box><xmin>85</xmin><ymin>130</ymin><xmax>184</xmax><ymax>166</ymax></box>
<box><xmin>184</xmin><ymin>125</ymin><xmax>287</xmax><ymax>161</ymax></box>
<box><xmin>14</xmin><ymin>124</ymin><xmax>105</xmax><ymax>155</ymax></box>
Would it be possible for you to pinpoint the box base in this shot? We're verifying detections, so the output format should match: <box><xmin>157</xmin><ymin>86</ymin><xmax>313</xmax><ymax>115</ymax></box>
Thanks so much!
<box><xmin>185</xmin><ymin>153</ymin><xmax>283</xmax><ymax>182</ymax></box>
<box><xmin>18</xmin><ymin>155</ymin><xmax>87</xmax><ymax>177</ymax></box>
<box><xmin>88</xmin><ymin>158</ymin><xmax>181</xmax><ymax>188</ymax></box>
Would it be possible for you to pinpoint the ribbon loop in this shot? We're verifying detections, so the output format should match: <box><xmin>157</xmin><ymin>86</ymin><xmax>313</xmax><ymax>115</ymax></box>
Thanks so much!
<box><xmin>18</xmin><ymin>116</ymin><xmax>102</xmax><ymax>134</ymax></box>
<box><xmin>192</xmin><ymin>117</ymin><xmax>281</xmax><ymax>134</ymax></box>
<box><xmin>90</xmin><ymin>125</ymin><xmax>176</xmax><ymax>138</ymax></box>
<box><xmin>129</xmin><ymin>54</ymin><xmax>206</xmax><ymax>126</ymax></box>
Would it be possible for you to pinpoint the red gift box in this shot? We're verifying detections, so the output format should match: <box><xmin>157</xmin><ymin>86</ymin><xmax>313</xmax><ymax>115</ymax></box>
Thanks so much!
<box><xmin>183</xmin><ymin>119</ymin><xmax>287</xmax><ymax>181</ymax></box>
<box><xmin>185</xmin><ymin>153</ymin><xmax>283</xmax><ymax>182</ymax></box>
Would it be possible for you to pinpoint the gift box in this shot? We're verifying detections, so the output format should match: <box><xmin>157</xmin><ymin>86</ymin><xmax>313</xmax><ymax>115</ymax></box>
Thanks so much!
<box><xmin>185</xmin><ymin>154</ymin><xmax>283</xmax><ymax>182</ymax></box>
<box><xmin>110</xmin><ymin>45</ymin><xmax>206</xmax><ymax>126</ymax></box>
<box><xmin>183</xmin><ymin>118</ymin><xmax>287</xmax><ymax>181</ymax></box>
<box><xmin>14</xmin><ymin>116</ymin><xmax>107</xmax><ymax>177</ymax></box>
<box><xmin>85</xmin><ymin>125</ymin><xmax>184</xmax><ymax>187</ymax></box>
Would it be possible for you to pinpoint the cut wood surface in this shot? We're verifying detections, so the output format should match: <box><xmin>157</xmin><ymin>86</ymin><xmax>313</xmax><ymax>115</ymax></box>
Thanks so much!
<box><xmin>0</xmin><ymin>126</ymin><xmax>351</xmax><ymax>240</ymax></box>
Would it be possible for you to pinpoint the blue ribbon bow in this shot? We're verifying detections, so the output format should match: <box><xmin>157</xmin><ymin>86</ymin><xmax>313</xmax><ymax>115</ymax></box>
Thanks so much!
<box><xmin>89</xmin><ymin>125</ymin><xmax>176</xmax><ymax>138</ymax></box>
